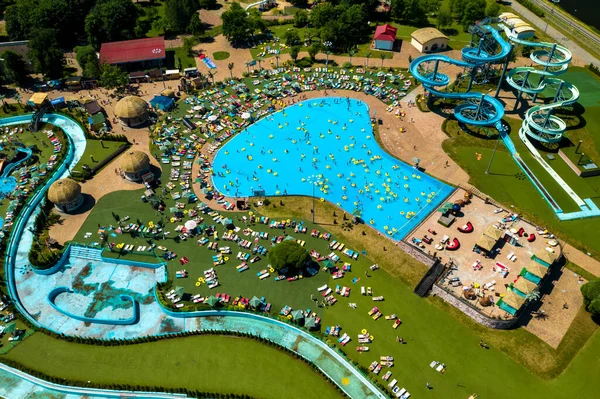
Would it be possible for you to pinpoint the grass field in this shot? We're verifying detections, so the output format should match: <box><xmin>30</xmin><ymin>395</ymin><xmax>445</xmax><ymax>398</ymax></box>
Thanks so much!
<box><xmin>213</xmin><ymin>51</ymin><xmax>231</xmax><ymax>61</ymax></box>
<box><xmin>13</xmin><ymin>191</ymin><xmax>600</xmax><ymax>398</ymax></box>
<box><xmin>71</xmin><ymin>140</ymin><xmax>126</xmax><ymax>175</ymax></box>
<box><xmin>3</xmin><ymin>333</ymin><xmax>341</xmax><ymax>399</ymax></box>
<box><xmin>166</xmin><ymin>48</ymin><xmax>196</xmax><ymax>69</ymax></box>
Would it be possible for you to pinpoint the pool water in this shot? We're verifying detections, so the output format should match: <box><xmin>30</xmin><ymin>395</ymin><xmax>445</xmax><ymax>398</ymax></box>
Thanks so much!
<box><xmin>0</xmin><ymin>177</ymin><xmax>17</xmax><ymax>199</ymax></box>
<box><xmin>213</xmin><ymin>97</ymin><xmax>453</xmax><ymax>239</ymax></box>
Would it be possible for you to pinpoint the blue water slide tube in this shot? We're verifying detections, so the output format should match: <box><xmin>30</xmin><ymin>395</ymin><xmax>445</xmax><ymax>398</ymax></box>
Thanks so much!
<box><xmin>409</xmin><ymin>25</ymin><xmax>511</xmax><ymax>127</ymax></box>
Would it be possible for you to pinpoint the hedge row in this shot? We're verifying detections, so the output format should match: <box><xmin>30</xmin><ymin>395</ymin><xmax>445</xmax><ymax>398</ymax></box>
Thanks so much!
<box><xmin>516</xmin><ymin>0</ymin><xmax>545</xmax><ymax>18</ymax></box>
<box><xmin>589</xmin><ymin>64</ymin><xmax>600</xmax><ymax>77</ymax></box>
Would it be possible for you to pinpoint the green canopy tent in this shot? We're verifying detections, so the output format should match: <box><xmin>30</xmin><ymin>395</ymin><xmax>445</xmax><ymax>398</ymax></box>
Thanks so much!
<box><xmin>284</xmin><ymin>235</ymin><xmax>296</xmax><ymax>241</ymax></box>
<box><xmin>249</xmin><ymin>296</ymin><xmax>262</xmax><ymax>309</ymax></box>
<box><xmin>291</xmin><ymin>310</ymin><xmax>305</xmax><ymax>322</ymax></box>
<box><xmin>323</xmin><ymin>260</ymin><xmax>336</xmax><ymax>270</ymax></box>
<box><xmin>173</xmin><ymin>286</ymin><xmax>185</xmax><ymax>297</ymax></box>
<box><xmin>4</xmin><ymin>323</ymin><xmax>16</xmax><ymax>334</ymax></box>
<box><xmin>437</xmin><ymin>202</ymin><xmax>454</xmax><ymax>213</ymax></box>
<box><xmin>304</xmin><ymin>317</ymin><xmax>318</xmax><ymax>329</ymax></box>
<box><xmin>352</xmin><ymin>208</ymin><xmax>362</xmax><ymax>217</ymax></box>
<box><xmin>205</xmin><ymin>295</ymin><xmax>219</xmax><ymax>307</ymax></box>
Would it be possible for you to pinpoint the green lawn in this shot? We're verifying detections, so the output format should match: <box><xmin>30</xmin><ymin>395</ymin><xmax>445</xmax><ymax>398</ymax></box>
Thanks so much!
<box><xmin>213</xmin><ymin>51</ymin><xmax>231</xmax><ymax>61</ymax></box>
<box><xmin>3</xmin><ymin>333</ymin><xmax>341</xmax><ymax>399</ymax></box>
<box><xmin>71</xmin><ymin>140</ymin><xmax>127</xmax><ymax>175</ymax></box>
<box><xmin>166</xmin><ymin>48</ymin><xmax>196</xmax><ymax>69</ymax></box>
<box><xmin>139</xmin><ymin>0</ymin><xmax>166</xmax><ymax>38</ymax></box>
<box><xmin>250</xmin><ymin>17</ymin><xmax>473</xmax><ymax>61</ymax></box>
<box><xmin>22</xmin><ymin>187</ymin><xmax>600</xmax><ymax>398</ymax></box>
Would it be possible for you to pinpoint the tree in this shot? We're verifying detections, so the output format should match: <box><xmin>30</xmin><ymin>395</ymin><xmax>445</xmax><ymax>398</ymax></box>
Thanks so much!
<box><xmin>461</xmin><ymin>0</ymin><xmax>486</xmax><ymax>29</ymax></box>
<box><xmin>199</xmin><ymin>0</ymin><xmax>218</xmax><ymax>9</ymax></box>
<box><xmin>275</xmin><ymin>54</ymin><xmax>280</xmax><ymax>68</ymax></box>
<box><xmin>582</xmin><ymin>279</ymin><xmax>600</xmax><ymax>317</ymax></box>
<box><xmin>294</xmin><ymin>9</ymin><xmax>309</xmax><ymax>28</ymax></box>
<box><xmin>289</xmin><ymin>46</ymin><xmax>300</xmax><ymax>64</ymax></box>
<box><xmin>256</xmin><ymin>56</ymin><xmax>263</xmax><ymax>70</ymax></box>
<box><xmin>99</xmin><ymin>63</ymin><xmax>128</xmax><ymax>89</ymax></box>
<box><xmin>2</xmin><ymin>51</ymin><xmax>28</xmax><ymax>84</ymax></box>
<box><xmin>28</xmin><ymin>28</ymin><xmax>64</xmax><ymax>78</ymax></box>
<box><xmin>423</xmin><ymin>0</ymin><xmax>441</xmax><ymax>13</ymax></box>
<box><xmin>182</xmin><ymin>36</ymin><xmax>198</xmax><ymax>57</ymax></box>
<box><xmin>289</xmin><ymin>0</ymin><xmax>308</xmax><ymax>6</ymax></box>
<box><xmin>365</xmin><ymin>51</ymin><xmax>371</xmax><ymax>67</ymax></box>
<box><xmin>391</xmin><ymin>0</ymin><xmax>427</xmax><ymax>25</ymax></box>
<box><xmin>221</xmin><ymin>2</ymin><xmax>251</xmax><ymax>45</ymax></box>
<box><xmin>85</xmin><ymin>0</ymin><xmax>138</xmax><ymax>48</ymax></box>
<box><xmin>75</xmin><ymin>45</ymin><xmax>100</xmax><ymax>79</ymax></box>
<box><xmin>308</xmin><ymin>43</ymin><xmax>321</xmax><ymax>61</ymax></box>
<box><xmin>283</xmin><ymin>29</ymin><xmax>301</xmax><ymax>46</ymax></box>
<box><xmin>267</xmin><ymin>240</ymin><xmax>311</xmax><ymax>274</ymax></box>
<box><xmin>437</xmin><ymin>4</ymin><xmax>453</xmax><ymax>29</ymax></box>
<box><xmin>485</xmin><ymin>2</ymin><xmax>500</xmax><ymax>18</ymax></box>
<box><xmin>188</xmin><ymin>13</ymin><xmax>205</xmax><ymax>37</ymax></box>
<box><xmin>164</xmin><ymin>0</ymin><xmax>198</xmax><ymax>33</ymax></box>
<box><xmin>379</xmin><ymin>53</ymin><xmax>386</xmax><ymax>69</ymax></box>
<box><xmin>5</xmin><ymin>0</ymin><xmax>96</xmax><ymax>48</ymax></box>
<box><xmin>348</xmin><ymin>49</ymin><xmax>356</xmax><ymax>65</ymax></box>
<box><xmin>227</xmin><ymin>62</ymin><xmax>234</xmax><ymax>79</ymax></box>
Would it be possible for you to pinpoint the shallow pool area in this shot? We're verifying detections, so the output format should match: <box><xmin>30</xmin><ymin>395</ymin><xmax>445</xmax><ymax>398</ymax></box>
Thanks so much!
<box><xmin>212</xmin><ymin>98</ymin><xmax>453</xmax><ymax>239</ymax></box>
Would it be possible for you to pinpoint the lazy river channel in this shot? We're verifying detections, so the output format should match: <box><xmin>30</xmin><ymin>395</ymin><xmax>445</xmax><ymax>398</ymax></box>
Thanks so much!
<box><xmin>212</xmin><ymin>97</ymin><xmax>453</xmax><ymax>239</ymax></box>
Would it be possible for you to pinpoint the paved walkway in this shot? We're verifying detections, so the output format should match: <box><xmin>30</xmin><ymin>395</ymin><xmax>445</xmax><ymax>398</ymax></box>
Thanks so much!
<box><xmin>510</xmin><ymin>2</ymin><xmax>599</xmax><ymax>66</ymax></box>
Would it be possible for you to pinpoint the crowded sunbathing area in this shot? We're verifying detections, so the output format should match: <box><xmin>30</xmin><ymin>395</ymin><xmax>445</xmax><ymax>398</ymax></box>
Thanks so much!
<box><xmin>407</xmin><ymin>189</ymin><xmax>562</xmax><ymax>318</ymax></box>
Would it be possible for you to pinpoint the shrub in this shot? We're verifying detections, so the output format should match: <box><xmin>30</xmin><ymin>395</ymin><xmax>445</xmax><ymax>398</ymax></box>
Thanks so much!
<box><xmin>515</xmin><ymin>0</ymin><xmax>545</xmax><ymax>18</ymax></box>
<box><xmin>267</xmin><ymin>240</ymin><xmax>311</xmax><ymax>273</ymax></box>
<box><xmin>581</xmin><ymin>278</ymin><xmax>600</xmax><ymax>317</ymax></box>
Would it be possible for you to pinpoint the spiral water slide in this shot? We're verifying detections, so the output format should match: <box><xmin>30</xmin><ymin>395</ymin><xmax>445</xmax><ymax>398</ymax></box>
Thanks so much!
<box><xmin>504</xmin><ymin>31</ymin><xmax>580</xmax><ymax>144</ymax></box>
<box><xmin>502</xmin><ymin>30</ymin><xmax>600</xmax><ymax>219</ymax></box>
<box><xmin>410</xmin><ymin>25</ymin><xmax>511</xmax><ymax>126</ymax></box>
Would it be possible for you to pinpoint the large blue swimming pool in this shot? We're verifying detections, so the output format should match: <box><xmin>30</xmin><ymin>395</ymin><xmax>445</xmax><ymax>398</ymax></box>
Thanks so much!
<box><xmin>212</xmin><ymin>97</ymin><xmax>453</xmax><ymax>239</ymax></box>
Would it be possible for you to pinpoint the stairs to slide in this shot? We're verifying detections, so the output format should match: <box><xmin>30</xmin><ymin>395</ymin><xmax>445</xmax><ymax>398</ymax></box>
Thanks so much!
<box><xmin>69</xmin><ymin>245</ymin><xmax>103</xmax><ymax>261</ymax></box>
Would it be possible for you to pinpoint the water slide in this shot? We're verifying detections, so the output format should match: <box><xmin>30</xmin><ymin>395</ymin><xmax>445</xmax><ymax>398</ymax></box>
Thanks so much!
<box><xmin>501</xmin><ymin>27</ymin><xmax>599</xmax><ymax>219</ymax></box>
<box><xmin>245</xmin><ymin>0</ymin><xmax>271</xmax><ymax>11</ymax></box>
<box><xmin>0</xmin><ymin>147</ymin><xmax>32</xmax><ymax>178</ymax></box>
<box><xmin>410</xmin><ymin>25</ymin><xmax>512</xmax><ymax>126</ymax></box>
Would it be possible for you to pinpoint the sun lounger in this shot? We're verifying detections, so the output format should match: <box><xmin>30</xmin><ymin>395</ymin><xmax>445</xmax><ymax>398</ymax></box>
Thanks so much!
<box><xmin>388</xmin><ymin>379</ymin><xmax>397</xmax><ymax>389</ymax></box>
<box><xmin>259</xmin><ymin>272</ymin><xmax>270</xmax><ymax>280</ymax></box>
<box><xmin>317</xmin><ymin>284</ymin><xmax>328</xmax><ymax>292</ymax></box>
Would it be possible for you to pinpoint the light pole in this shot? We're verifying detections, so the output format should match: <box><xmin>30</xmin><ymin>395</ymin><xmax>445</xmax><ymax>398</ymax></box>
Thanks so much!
<box><xmin>324</xmin><ymin>41</ymin><xmax>332</xmax><ymax>69</ymax></box>
<box><xmin>486</xmin><ymin>131</ymin><xmax>501</xmax><ymax>175</ymax></box>
<box><xmin>306</xmin><ymin>174</ymin><xmax>320</xmax><ymax>223</ymax></box>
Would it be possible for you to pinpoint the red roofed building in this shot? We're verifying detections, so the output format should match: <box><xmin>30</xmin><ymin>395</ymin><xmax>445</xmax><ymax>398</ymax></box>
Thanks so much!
<box><xmin>373</xmin><ymin>24</ymin><xmax>397</xmax><ymax>51</ymax></box>
<box><xmin>99</xmin><ymin>37</ymin><xmax>166</xmax><ymax>66</ymax></box>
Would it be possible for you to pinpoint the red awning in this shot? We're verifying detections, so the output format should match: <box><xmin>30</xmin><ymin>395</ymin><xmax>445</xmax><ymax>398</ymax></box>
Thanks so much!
<box><xmin>374</xmin><ymin>24</ymin><xmax>397</xmax><ymax>42</ymax></box>
<box><xmin>100</xmin><ymin>37</ymin><xmax>166</xmax><ymax>65</ymax></box>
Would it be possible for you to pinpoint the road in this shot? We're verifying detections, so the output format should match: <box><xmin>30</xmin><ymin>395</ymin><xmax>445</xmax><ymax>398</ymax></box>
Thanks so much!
<box><xmin>509</xmin><ymin>1</ymin><xmax>600</xmax><ymax>65</ymax></box>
